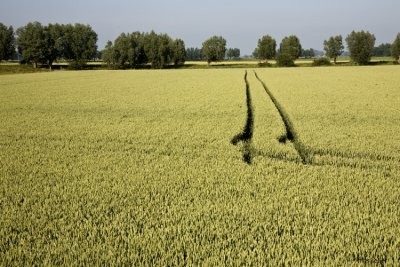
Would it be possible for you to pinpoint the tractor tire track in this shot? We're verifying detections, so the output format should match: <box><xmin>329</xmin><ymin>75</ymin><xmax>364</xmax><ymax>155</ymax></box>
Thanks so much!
<box><xmin>312</xmin><ymin>147</ymin><xmax>399</xmax><ymax>162</ymax></box>
<box><xmin>254</xmin><ymin>71</ymin><xmax>313</xmax><ymax>164</ymax></box>
<box><xmin>231</xmin><ymin>71</ymin><xmax>254</xmax><ymax>164</ymax></box>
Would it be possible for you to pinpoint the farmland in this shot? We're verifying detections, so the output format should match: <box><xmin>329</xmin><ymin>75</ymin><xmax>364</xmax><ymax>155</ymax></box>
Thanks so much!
<box><xmin>1</xmin><ymin>66</ymin><xmax>400</xmax><ymax>265</ymax></box>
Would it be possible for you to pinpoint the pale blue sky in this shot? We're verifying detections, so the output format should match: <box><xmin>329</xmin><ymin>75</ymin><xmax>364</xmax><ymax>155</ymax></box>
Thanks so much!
<box><xmin>1</xmin><ymin>0</ymin><xmax>399</xmax><ymax>55</ymax></box>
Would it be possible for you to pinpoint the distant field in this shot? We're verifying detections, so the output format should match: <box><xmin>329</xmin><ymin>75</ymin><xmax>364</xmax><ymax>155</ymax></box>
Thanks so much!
<box><xmin>1</xmin><ymin>66</ymin><xmax>400</xmax><ymax>265</ymax></box>
<box><xmin>1</xmin><ymin>57</ymin><xmax>394</xmax><ymax>74</ymax></box>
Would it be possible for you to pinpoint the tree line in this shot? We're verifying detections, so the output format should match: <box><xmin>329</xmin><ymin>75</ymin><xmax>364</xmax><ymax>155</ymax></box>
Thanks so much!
<box><xmin>252</xmin><ymin>32</ymin><xmax>400</xmax><ymax>66</ymax></box>
<box><xmin>0</xmin><ymin>22</ymin><xmax>97</xmax><ymax>69</ymax></box>
<box><xmin>1</xmin><ymin>21</ymin><xmax>400</xmax><ymax>68</ymax></box>
<box><xmin>101</xmin><ymin>31</ymin><xmax>186</xmax><ymax>69</ymax></box>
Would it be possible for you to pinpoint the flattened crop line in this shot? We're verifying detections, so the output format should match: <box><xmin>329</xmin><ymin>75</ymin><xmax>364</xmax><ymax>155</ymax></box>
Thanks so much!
<box><xmin>231</xmin><ymin>70</ymin><xmax>254</xmax><ymax>164</ymax></box>
<box><xmin>254</xmin><ymin>71</ymin><xmax>313</xmax><ymax>164</ymax></box>
<box><xmin>312</xmin><ymin>147</ymin><xmax>399</xmax><ymax>162</ymax></box>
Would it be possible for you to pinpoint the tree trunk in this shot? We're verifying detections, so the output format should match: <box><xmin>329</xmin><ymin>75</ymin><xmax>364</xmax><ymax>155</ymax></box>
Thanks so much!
<box><xmin>334</xmin><ymin>57</ymin><xmax>337</xmax><ymax>64</ymax></box>
<box><xmin>33</xmin><ymin>62</ymin><xmax>38</xmax><ymax>68</ymax></box>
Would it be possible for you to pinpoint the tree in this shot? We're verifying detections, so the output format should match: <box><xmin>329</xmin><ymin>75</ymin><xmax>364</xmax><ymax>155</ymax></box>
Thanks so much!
<box><xmin>226</xmin><ymin>48</ymin><xmax>240</xmax><ymax>59</ymax></box>
<box><xmin>172</xmin><ymin>38</ymin><xmax>186</xmax><ymax>66</ymax></box>
<box><xmin>391</xmin><ymin>33</ymin><xmax>400</xmax><ymax>63</ymax></box>
<box><xmin>102</xmin><ymin>40</ymin><xmax>117</xmax><ymax>68</ymax></box>
<box><xmin>113</xmin><ymin>33</ymin><xmax>131</xmax><ymax>68</ymax></box>
<box><xmin>277</xmin><ymin>35</ymin><xmax>302</xmax><ymax>66</ymax></box>
<box><xmin>346</xmin><ymin>31</ymin><xmax>375</xmax><ymax>65</ymax></box>
<box><xmin>186</xmin><ymin>47</ymin><xmax>202</xmax><ymax>61</ymax></box>
<box><xmin>143</xmin><ymin>31</ymin><xmax>174</xmax><ymax>69</ymax></box>
<box><xmin>256</xmin><ymin>35</ymin><xmax>276</xmax><ymax>62</ymax></box>
<box><xmin>0</xmin><ymin>22</ymin><xmax>16</xmax><ymax>61</ymax></box>
<box><xmin>17</xmin><ymin>22</ymin><xmax>98</xmax><ymax>69</ymax></box>
<box><xmin>323</xmin><ymin>35</ymin><xmax>344</xmax><ymax>64</ymax></box>
<box><xmin>279</xmin><ymin>35</ymin><xmax>302</xmax><ymax>60</ymax></box>
<box><xmin>43</xmin><ymin>23</ymin><xmax>65</xmax><ymax>69</ymax></box>
<box><xmin>66</xmin><ymin>23</ymin><xmax>98</xmax><ymax>67</ymax></box>
<box><xmin>202</xmin><ymin>36</ymin><xmax>226</xmax><ymax>64</ymax></box>
<box><xmin>252</xmin><ymin>48</ymin><xmax>259</xmax><ymax>59</ymax></box>
<box><xmin>17</xmin><ymin>22</ymin><xmax>46</xmax><ymax>68</ymax></box>
<box><xmin>372</xmin><ymin>43</ymin><xmax>391</xmax><ymax>57</ymax></box>
<box><xmin>130</xmin><ymin>32</ymin><xmax>147</xmax><ymax>67</ymax></box>
<box><xmin>276</xmin><ymin>52</ymin><xmax>295</xmax><ymax>67</ymax></box>
<box><xmin>102</xmin><ymin>31</ymin><xmax>181</xmax><ymax>69</ymax></box>
<box><xmin>302</xmin><ymin>48</ymin><xmax>315</xmax><ymax>58</ymax></box>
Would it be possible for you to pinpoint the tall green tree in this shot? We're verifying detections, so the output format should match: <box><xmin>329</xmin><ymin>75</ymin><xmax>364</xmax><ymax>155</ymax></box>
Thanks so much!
<box><xmin>323</xmin><ymin>35</ymin><xmax>344</xmax><ymax>63</ymax></box>
<box><xmin>17</xmin><ymin>22</ymin><xmax>46</xmax><ymax>68</ymax></box>
<box><xmin>252</xmin><ymin>48</ymin><xmax>259</xmax><ymax>59</ymax></box>
<box><xmin>372</xmin><ymin>43</ymin><xmax>391</xmax><ymax>57</ymax></box>
<box><xmin>64</xmin><ymin>23</ymin><xmax>97</xmax><ymax>65</ymax></box>
<box><xmin>143</xmin><ymin>31</ymin><xmax>174</xmax><ymax>69</ymax></box>
<box><xmin>102</xmin><ymin>31</ymin><xmax>181</xmax><ymax>69</ymax></box>
<box><xmin>43</xmin><ymin>23</ymin><xmax>65</xmax><ymax>69</ymax></box>
<box><xmin>279</xmin><ymin>35</ymin><xmax>302</xmax><ymax>59</ymax></box>
<box><xmin>128</xmin><ymin>32</ymin><xmax>147</xmax><ymax>67</ymax></box>
<box><xmin>113</xmin><ymin>33</ymin><xmax>131</xmax><ymax>68</ymax></box>
<box><xmin>226</xmin><ymin>48</ymin><xmax>240</xmax><ymax>59</ymax></box>
<box><xmin>277</xmin><ymin>35</ymin><xmax>302</xmax><ymax>66</ymax></box>
<box><xmin>346</xmin><ymin>31</ymin><xmax>375</xmax><ymax>65</ymax></box>
<box><xmin>185</xmin><ymin>47</ymin><xmax>202</xmax><ymax>61</ymax></box>
<box><xmin>302</xmin><ymin>48</ymin><xmax>315</xmax><ymax>58</ymax></box>
<box><xmin>256</xmin><ymin>35</ymin><xmax>276</xmax><ymax>62</ymax></box>
<box><xmin>202</xmin><ymin>36</ymin><xmax>226</xmax><ymax>64</ymax></box>
<box><xmin>391</xmin><ymin>33</ymin><xmax>400</xmax><ymax>63</ymax></box>
<box><xmin>172</xmin><ymin>38</ymin><xmax>186</xmax><ymax>66</ymax></box>
<box><xmin>102</xmin><ymin>40</ymin><xmax>117</xmax><ymax>68</ymax></box>
<box><xmin>0</xmin><ymin>22</ymin><xmax>16</xmax><ymax>61</ymax></box>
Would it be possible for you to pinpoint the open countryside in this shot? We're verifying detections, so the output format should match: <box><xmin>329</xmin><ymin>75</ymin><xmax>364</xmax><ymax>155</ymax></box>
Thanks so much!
<box><xmin>1</xmin><ymin>0</ymin><xmax>400</xmax><ymax>265</ymax></box>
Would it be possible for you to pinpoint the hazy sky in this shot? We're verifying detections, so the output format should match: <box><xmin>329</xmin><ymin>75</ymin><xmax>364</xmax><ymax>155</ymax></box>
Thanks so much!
<box><xmin>1</xmin><ymin>0</ymin><xmax>399</xmax><ymax>55</ymax></box>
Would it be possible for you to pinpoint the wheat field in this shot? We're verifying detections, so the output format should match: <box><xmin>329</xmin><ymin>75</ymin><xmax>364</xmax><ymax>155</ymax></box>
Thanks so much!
<box><xmin>1</xmin><ymin>66</ymin><xmax>400</xmax><ymax>265</ymax></box>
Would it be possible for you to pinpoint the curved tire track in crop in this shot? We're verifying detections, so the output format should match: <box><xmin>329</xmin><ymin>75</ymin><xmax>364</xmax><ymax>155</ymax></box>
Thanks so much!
<box><xmin>254</xmin><ymin>71</ymin><xmax>313</xmax><ymax>164</ymax></box>
<box><xmin>232</xmin><ymin>71</ymin><xmax>396</xmax><ymax>169</ymax></box>
<box><xmin>231</xmin><ymin>71</ymin><xmax>254</xmax><ymax>164</ymax></box>
<box><xmin>312</xmin><ymin>147</ymin><xmax>398</xmax><ymax>162</ymax></box>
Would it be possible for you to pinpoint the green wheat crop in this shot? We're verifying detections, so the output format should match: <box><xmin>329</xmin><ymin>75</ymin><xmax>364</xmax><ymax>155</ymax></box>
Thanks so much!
<box><xmin>1</xmin><ymin>67</ymin><xmax>399</xmax><ymax>265</ymax></box>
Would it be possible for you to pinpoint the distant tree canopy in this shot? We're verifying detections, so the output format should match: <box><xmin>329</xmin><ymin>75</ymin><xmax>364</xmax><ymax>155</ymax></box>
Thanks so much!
<box><xmin>252</xmin><ymin>48</ymin><xmax>259</xmax><ymax>59</ymax></box>
<box><xmin>302</xmin><ymin>48</ymin><xmax>315</xmax><ymax>58</ymax></box>
<box><xmin>185</xmin><ymin>47</ymin><xmax>202</xmax><ymax>61</ymax></box>
<box><xmin>346</xmin><ymin>31</ymin><xmax>375</xmax><ymax>65</ymax></box>
<box><xmin>279</xmin><ymin>35</ymin><xmax>302</xmax><ymax>60</ymax></box>
<box><xmin>4</xmin><ymin>20</ymin><xmax>399</xmax><ymax>68</ymax></box>
<box><xmin>102</xmin><ymin>31</ymin><xmax>185</xmax><ymax>69</ymax></box>
<box><xmin>226</xmin><ymin>48</ymin><xmax>240</xmax><ymax>60</ymax></box>
<box><xmin>256</xmin><ymin>35</ymin><xmax>276</xmax><ymax>61</ymax></box>
<box><xmin>323</xmin><ymin>35</ymin><xmax>344</xmax><ymax>63</ymax></box>
<box><xmin>172</xmin><ymin>39</ymin><xmax>186</xmax><ymax>65</ymax></box>
<box><xmin>391</xmin><ymin>33</ymin><xmax>400</xmax><ymax>63</ymax></box>
<box><xmin>16</xmin><ymin>22</ymin><xmax>97</xmax><ymax>69</ymax></box>
<box><xmin>277</xmin><ymin>35</ymin><xmax>302</xmax><ymax>66</ymax></box>
<box><xmin>16</xmin><ymin>22</ymin><xmax>44</xmax><ymax>68</ymax></box>
<box><xmin>202</xmin><ymin>36</ymin><xmax>226</xmax><ymax>64</ymax></box>
<box><xmin>372</xmin><ymin>43</ymin><xmax>391</xmax><ymax>57</ymax></box>
<box><xmin>0</xmin><ymin>22</ymin><xmax>15</xmax><ymax>61</ymax></box>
